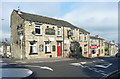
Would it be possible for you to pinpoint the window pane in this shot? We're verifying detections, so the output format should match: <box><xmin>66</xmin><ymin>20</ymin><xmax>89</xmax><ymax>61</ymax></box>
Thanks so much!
<box><xmin>39</xmin><ymin>45</ymin><xmax>44</xmax><ymax>52</ymax></box>
<box><xmin>35</xmin><ymin>28</ymin><xmax>40</xmax><ymax>34</ymax></box>
<box><xmin>58</xmin><ymin>30</ymin><xmax>60</xmax><ymax>35</ymax></box>
<box><xmin>52</xmin><ymin>45</ymin><xmax>56</xmax><ymax>51</ymax></box>
<box><xmin>33</xmin><ymin>46</ymin><xmax>37</xmax><ymax>53</ymax></box>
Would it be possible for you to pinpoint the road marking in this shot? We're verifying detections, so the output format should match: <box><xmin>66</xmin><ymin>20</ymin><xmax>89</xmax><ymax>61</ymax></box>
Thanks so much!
<box><xmin>95</xmin><ymin>63</ymin><xmax>112</xmax><ymax>68</ymax></box>
<box><xmin>80</xmin><ymin>62</ymin><xmax>87</xmax><ymax>64</ymax></box>
<box><xmin>70</xmin><ymin>63</ymin><xmax>84</xmax><ymax>67</ymax></box>
<box><xmin>100</xmin><ymin>59</ymin><xmax>104</xmax><ymax>61</ymax></box>
<box><xmin>101</xmin><ymin>73</ymin><xmax>108</xmax><ymax>76</ymax></box>
<box><xmin>40</xmin><ymin>66</ymin><xmax>53</xmax><ymax>71</ymax></box>
<box><xmin>92</xmin><ymin>61</ymin><xmax>96</xmax><ymax>62</ymax></box>
<box><xmin>24</xmin><ymin>65</ymin><xmax>54</xmax><ymax>71</ymax></box>
<box><xmin>98</xmin><ymin>70</ymin><xmax>104</xmax><ymax>73</ymax></box>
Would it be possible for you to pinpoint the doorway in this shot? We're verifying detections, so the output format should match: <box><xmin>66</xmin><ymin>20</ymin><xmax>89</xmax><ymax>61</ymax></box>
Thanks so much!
<box><xmin>57</xmin><ymin>42</ymin><xmax>62</xmax><ymax>56</ymax></box>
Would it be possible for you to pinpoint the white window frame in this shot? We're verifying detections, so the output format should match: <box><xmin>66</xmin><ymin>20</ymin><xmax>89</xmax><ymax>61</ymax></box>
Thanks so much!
<box><xmin>29</xmin><ymin>43</ymin><xmax>37</xmax><ymax>54</ymax></box>
<box><xmin>35</xmin><ymin>25</ymin><xmax>42</xmax><ymax>35</ymax></box>
<box><xmin>84</xmin><ymin>33</ymin><xmax>87</xmax><ymax>42</ymax></box>
<box><xmin>84</xmin><ymin>45</ymin><xmax>87</xmax><ymax>54</ymax></box>
<box><xmin>45</xmin><ymin>42</ymin><xmax>51</xmax><ymax>53</ymax></box>
<box><xmin>71</xmin><ymin>30</ymin><xmax>74</xmax><ymax>37</ymax></box>
<box><xmin>57</xmin><ymin>28</ymin><xmax>61</xmax><ymax>36</ymax></box>
<box><xmin>39</xmin><ymin>44</ymin><xmax>44</xmax><ymax>52</ymax></box>
<box><xmin>79</xmin><ymin>32</ymin><xmax>82</xmax><ymax>42</ymax></box>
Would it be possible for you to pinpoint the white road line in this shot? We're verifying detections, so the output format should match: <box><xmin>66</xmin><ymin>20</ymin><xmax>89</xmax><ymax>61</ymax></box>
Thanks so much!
<box><xmin>40</xmin><ymin>66</ymin><xmax>53</xmax><ymax>71</ymax></box>
<box><xmin>100</xmin><ymin>59</ymin><xmax>104</xmax><ymax>61</ymax></box>
<box><xmin>91</xmin><ymin>68</ymin><xmax>97</xmax><ymax>71</ymax></box>
<box><xmin>84</xmin><ymin>66</ymin><xmax>88</xmax><ymax>68</ymax></box>
<box><xmin>94</xmin><ymin>70</ymin><xmax>100</xmax><ymax>73</ymax></box>
<box><xmin>79</xmin><ymin>62</ymin><xmax>87</xmax><ymax>64</ymax></box>
<box><xmin>24</xmin><ymin>65</ymin><xmax>54</xmax><ymax>71</ymax></box>
<box><xmin>70</xmin><ymin>63</ymin><xmax>84</xmax><ymax>67</ymax></box>
<box><xmin>92</xmin><ymin>61</ymin><xmax>96</xmax><ymax>62</ymax></box>
<box><xmin>95</xmin><ymin>63</ymin><xmax>112</xmax><ymax>68</ymax></box>
<box><xmin>101</xmin><ymin>73</ymin><xmax>108</xmax><ymax>76</ymax></box>
<box><xmin>98</xmin><ymin>70</ymin><xmax>105</xmax><ymax>73</ymax></box>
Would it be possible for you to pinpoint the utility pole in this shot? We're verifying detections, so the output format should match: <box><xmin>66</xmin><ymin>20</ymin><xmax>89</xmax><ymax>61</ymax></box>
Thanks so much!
<box><xmin>20</xmin><ymin>35</ymin><xmax>23</xmax><ymax>60</ymax></box>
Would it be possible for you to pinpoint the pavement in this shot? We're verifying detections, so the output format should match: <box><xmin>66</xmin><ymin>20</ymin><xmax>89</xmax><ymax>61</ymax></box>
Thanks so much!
<box><xmin>2</xmin><ymin>56</ymin><xmax>103</xmax><ymax>64</ymax></box>
<box><xmin>2</xmin><ymin>57</ymin><xmax>73</xmax><ymax>64</ymax></box>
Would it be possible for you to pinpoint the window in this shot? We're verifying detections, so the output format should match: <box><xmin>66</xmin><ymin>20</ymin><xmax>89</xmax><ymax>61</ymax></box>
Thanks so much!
<box><xmin>79</xmin><ymin>33</ymin><xmax>82</xmax><ymax>42</ymax></box>
<box><xmin>52</xmin><ymin>45</ymin><xmax>56</xmax><ymax>51</ymax></box>
<box><xmin>39</xmin><ymin>44</ymin><xmax>44</xmax><ymax>52</ymax></box>
<box><xmin>71</xmin><ymin>30</ymin><xmax>74</xmax><ymax>37</ymax></box>
<box><xmin>92</xmin><ymin>50</ymin><xmax>96</xmax><ymax>54</ymax></box>
<box><xmin>84</xmin><ymin>33</ymin><xmax>87</xmax><ymax>42</ymax></box>
<box><xmin>84</xmin><ymin>45</ymin><xmax>87</xmax><ymax>54</ymax></box>
<box><xmin>57</xmin><ymin>28</ymin><xmax>61</xmax><ymax>36</ymax></box>
<box><xmin>29</xmin><ymin>41</ymin><xmax>38</xmax><ymax>55</ymax></box>
<box><xmin>35</xmin><ymin>25</ymin><xmax>42</xmax><ymax>35</ymax></box>
<box><xmin>45</xmin><ymin>42</ymin><xmax>51</xmax><ymax>54</ymax></box>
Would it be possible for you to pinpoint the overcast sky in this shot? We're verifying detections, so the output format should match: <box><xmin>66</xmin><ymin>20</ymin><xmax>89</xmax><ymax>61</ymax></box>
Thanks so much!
<box><xmin>0</xmin><ymin>1</ymin><xmax>118</xmax><ymax>43</ymax></box>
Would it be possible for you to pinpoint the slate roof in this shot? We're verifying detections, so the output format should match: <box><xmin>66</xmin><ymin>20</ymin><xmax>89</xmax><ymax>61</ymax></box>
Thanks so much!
<box><xmin>13</xmin><ymin>10</ymin><xmax>90</xmax><ymax>33</ymax></box>
<box><xmin>90</xmin><ymin>36</ymin><xmax>104</xmax><ymax>40</ymax></box>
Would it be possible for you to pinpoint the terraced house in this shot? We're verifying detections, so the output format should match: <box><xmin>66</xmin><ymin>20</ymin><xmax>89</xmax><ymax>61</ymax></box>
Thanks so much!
<box><xmin>11</xmin><ymin>10</ymin><xmax>90</xmax><ymax>59</ymax></box>
<box><xmin>90</xmin><ymin>35</ymin><xmax>105</xmax><ymax>57</ymax></box>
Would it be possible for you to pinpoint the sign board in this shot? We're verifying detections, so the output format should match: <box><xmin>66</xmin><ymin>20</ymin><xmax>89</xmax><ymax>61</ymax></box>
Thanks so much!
<box><xmin>89</xmin><ymin>46</ymin><xmax>100</xmax><ymax>49</ymax></box>
<box><xmin>45</xmin><ymin>28</ymin><xmax>55</xmax><ymax>35</ymax></box>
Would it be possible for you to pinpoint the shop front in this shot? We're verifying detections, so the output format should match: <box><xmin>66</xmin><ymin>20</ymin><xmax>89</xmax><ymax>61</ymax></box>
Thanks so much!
<box><xmin>89</xmin><ymin>45</ymin><xmax>100</xmax><ymax>57</ymax></box>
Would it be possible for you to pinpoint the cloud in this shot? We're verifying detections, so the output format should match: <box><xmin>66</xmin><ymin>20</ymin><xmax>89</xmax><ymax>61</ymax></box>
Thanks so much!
<box><xmin>60</xmin><ymin>2</ymin><xmax>118</xmax><ymax>43</ymax></box>
<box><xmin>1</xmin><ymin>2</ymin><xmax>61</xmax><ymax>41</ymax></box>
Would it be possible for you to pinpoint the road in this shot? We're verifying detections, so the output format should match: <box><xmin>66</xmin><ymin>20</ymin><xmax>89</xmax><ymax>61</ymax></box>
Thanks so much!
<box><xmin>1</xmin><ymin>57</ymin><xmax>120</xmax><ymax>79</ymax></box>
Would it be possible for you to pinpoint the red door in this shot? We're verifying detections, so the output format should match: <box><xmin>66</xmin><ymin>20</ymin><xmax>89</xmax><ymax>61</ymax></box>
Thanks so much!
<box><xmin>57</xmin><ymin>42</ymin><xmax>61</xmax><ymax>56</ymax></box>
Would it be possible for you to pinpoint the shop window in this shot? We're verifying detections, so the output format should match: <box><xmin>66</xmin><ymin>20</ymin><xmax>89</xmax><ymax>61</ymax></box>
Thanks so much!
<box><xmin>39</xmin><ymin>44</ymin><xmax>44</xmax><ymax>52</ymax></box>
<box><xmin>35</xmin><ymin>25</ymin><xmax>42</xmax><ymax>35</ymax></box>
<box><xmin>52</xmin><ymin>45</ymin><xmax>56</xmax><ymax>51</ymax></box>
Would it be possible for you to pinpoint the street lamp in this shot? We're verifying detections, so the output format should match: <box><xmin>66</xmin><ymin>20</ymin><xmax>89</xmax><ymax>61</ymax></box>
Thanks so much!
<box><xmin>20</xmin><ymin>35</ymin><xmax>23</xmax><ymax>60</ymax></box>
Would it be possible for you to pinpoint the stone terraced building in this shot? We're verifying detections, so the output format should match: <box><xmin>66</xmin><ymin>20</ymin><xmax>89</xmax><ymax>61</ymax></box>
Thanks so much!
<box><xmin>11</xmin><ymin>10</ymin><xmax>90</xmax><ymax>59</ymax></box>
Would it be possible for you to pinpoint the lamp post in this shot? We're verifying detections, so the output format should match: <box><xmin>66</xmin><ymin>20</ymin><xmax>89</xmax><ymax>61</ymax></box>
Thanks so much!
<box><xmin>20</xmin><ymin>35</ymin><xmax>23</xmax><ymax>60</ymax></box>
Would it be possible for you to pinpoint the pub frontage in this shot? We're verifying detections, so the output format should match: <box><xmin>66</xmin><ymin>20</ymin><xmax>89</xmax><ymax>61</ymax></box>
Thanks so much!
<box><xmin>11</xmin><ymin>10</ymin><xmax>90</xmax><ymax>59</ymax></box>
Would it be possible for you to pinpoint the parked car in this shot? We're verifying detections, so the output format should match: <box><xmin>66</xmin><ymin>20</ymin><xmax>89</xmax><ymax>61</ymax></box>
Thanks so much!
<box><xmin>115</xmin><ymin>53</ymin><xmax>120</xmax><ymax>57</ymax></box>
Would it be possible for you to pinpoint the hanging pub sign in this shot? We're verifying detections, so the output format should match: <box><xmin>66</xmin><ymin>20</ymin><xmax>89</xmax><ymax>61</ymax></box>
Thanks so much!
<box><xmin>45</xmin><ymin>28</ymin><xmax>55</xmax><ymax>35</ymax></box>
<box><xmin>89</xmin><ymin>46</ymin><xmax>100</xmax><ymax>49</ymax></box>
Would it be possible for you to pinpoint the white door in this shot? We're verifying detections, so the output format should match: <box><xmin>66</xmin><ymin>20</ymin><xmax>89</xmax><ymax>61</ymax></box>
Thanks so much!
<box><xmin>45</xmin><ymin>43</ymin><xmax>50</xmax><ymax>53</ymax></box>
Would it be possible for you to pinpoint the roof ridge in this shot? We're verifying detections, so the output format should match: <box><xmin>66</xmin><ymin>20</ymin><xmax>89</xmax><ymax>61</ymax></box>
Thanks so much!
<box><xmin>13</xmin><ymin>10</ymin><xmax>89</xmax><ymax>33</ymax></box>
